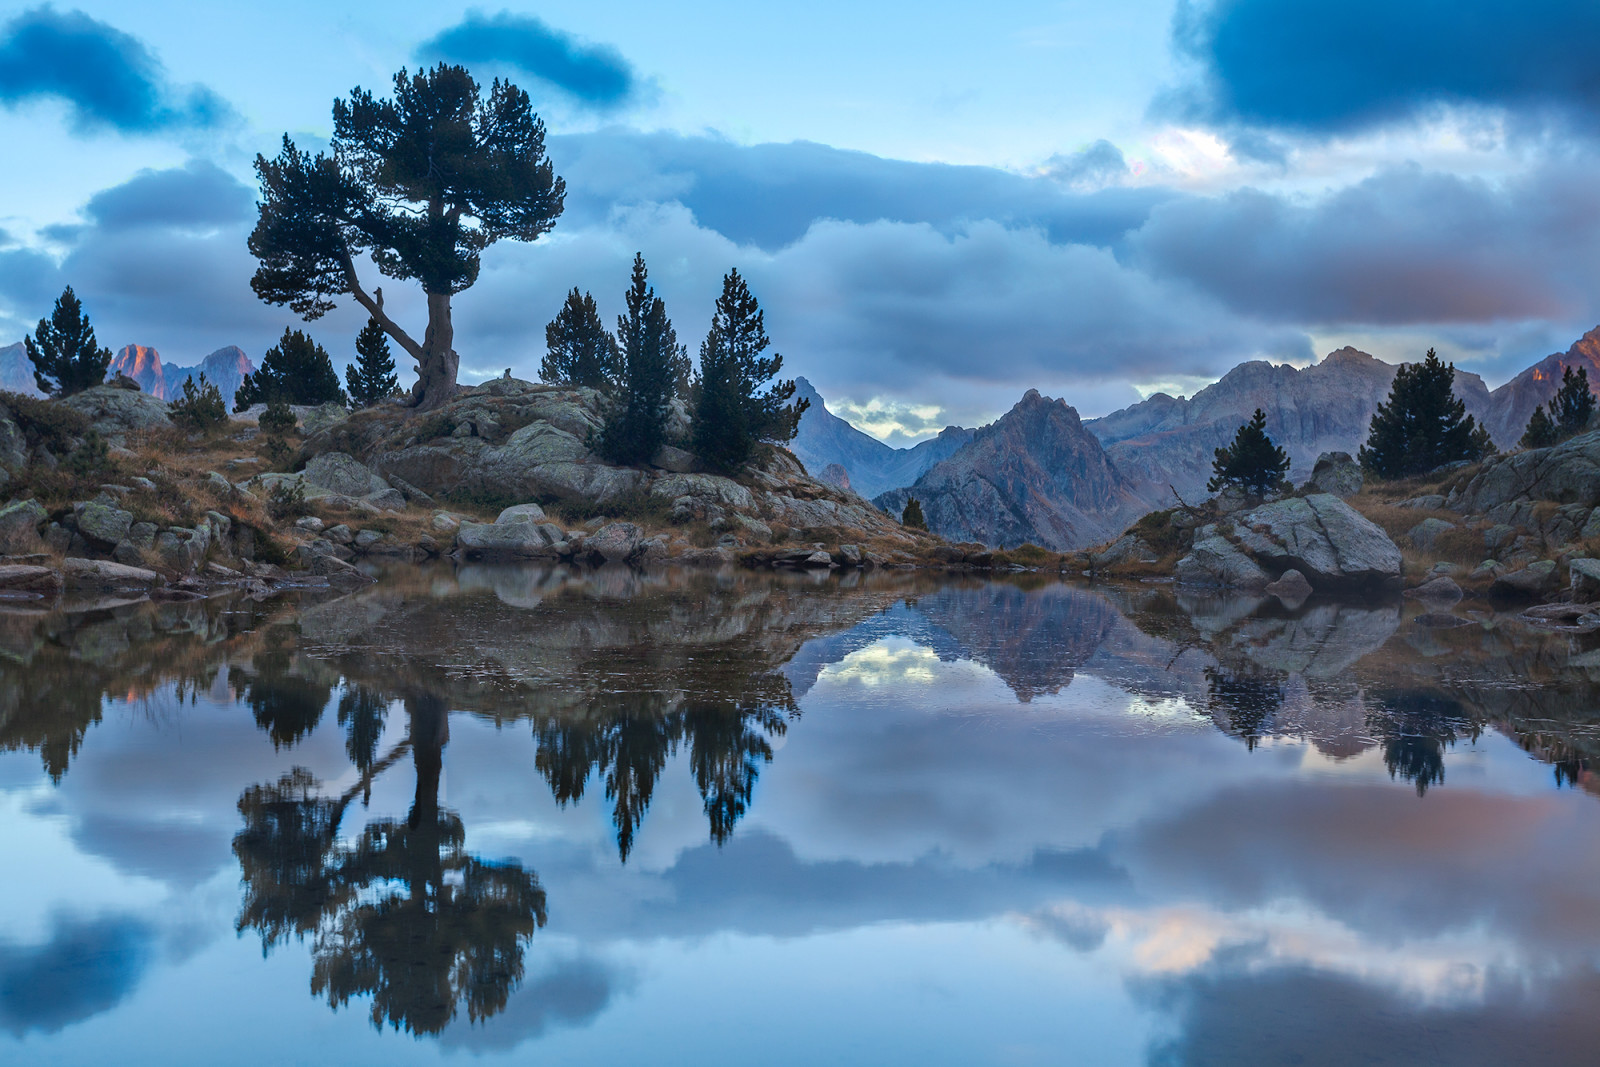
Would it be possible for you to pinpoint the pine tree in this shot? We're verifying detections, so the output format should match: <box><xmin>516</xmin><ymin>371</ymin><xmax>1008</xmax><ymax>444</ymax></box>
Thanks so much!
<box><xmin>345</xmin><ymin>318</ymin><xmax>400</xmax><ymax>407</ymax></box>
<box><xmin>541</xmin><ymin>288</ymin><xmax>620</xmax><ymax>388</ymax></box>
<box><xmin>171</xmin><ymin>373</ymin><xmax>228</xmax><ymax>432</ymax></box>
<box><xmin>25</xmin><ymin>286</ymin><xmax>111</xmax><ymax>396</ymax></box>
<box><xmin>1207</xmin><ymin>408</ymin><xmax>1290</xmax><ymax>498</ymax></box>
<box><xmin>1358</xmin><ymin>349</ymin><xmax>1491</xmax><ymax>479</ymax></box>
<box><xmin>1521</xmin><ymin>405</ymin><xmax>1558</xmax><ymax>449</ymax></box>
<box><xmin>1551</xmin><ymin>365</ymin><xmax>1595</xmax><ymax>436</ymax></box>
<box><xmin>235</xmin><ymin>328</ymin><xmax>347</xmax><ymax>410</ymax></box>
<box><xmin>689</xmin><ymin>269</ymin><xmax>808</xmax><ymax>473</ymax></box>
<box><xmin>598</xmin><ymin>255</ymin><xmax>685</xmax><ymax>464</ymax></box>
<box><xmin>901</xmin><ymin>497</ymin><xmax>927</xmax><ymax>530</ymax></box>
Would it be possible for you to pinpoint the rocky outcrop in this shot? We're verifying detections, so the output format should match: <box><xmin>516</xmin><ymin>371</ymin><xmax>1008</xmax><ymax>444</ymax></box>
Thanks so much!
<box><xmin>818</xmin><ymin>462</ymin><xmax>852</xmax><ymax>492</ymax></box>
<box><xmin>1452</xmin><ymin>428</ymin><xmax>1600</xmax><ymax>514</ymax></box>
<box><xmin>874</xmin><ymin>390</ymin><xmax>1146</xmax><ymax>550</ymax></box>
<box><xmin>1175</xmin><ymin>530</ymin><xmax>1272</xmax><ymax>590</ymax></box>
<box><xmin>59</xmin><ymin>385</ymin><xmax>172</xmax><ymax>446</ymax></box>
<box><xmin>1307</xmin><ymin>451</ymin><xmax>1362</xmax><ymax>497</ymax></box>
<box><xmin>1231</xmin><ymin>494</ymin><xmax>1403</xmax><ymax>590</ymax></box>
<box><xmin>789</xmin><ymin>377</ymin><xmax>973</xmax><ymax>498</ymax></box>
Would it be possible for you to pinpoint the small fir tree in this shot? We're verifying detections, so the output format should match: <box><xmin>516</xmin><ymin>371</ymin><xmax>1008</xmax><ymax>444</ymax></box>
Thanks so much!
<box><xmin>1358</xmin><ymin>349</ymin><xmax>1490</xmax><ymax>479</ymax></box>
<box><xmin>235</xmin><ymin>328</ymin><xmax>346</xmax><ymax>410</ymax></box>
<box><xmin>1207</xmin><ymin>408</ymin><xmax>1290</xmax><ymax>498</ymax></box>
<box><xmin>598</xmin><ymin>255</ymin><xmax>685</xmax><ymax>465</ymax></box>
<box><xmin>171</xmin><ymin>373</ymin><xmax>228</xmax><ymax>432</ymax></box>
<box><xmin>345</xmin><ymin>318</ymin><xmax>400</xmax><ymax>408</ymax></box>
<box><xmin>1551</xmin><ymin>365</ymin><xmax>1596</xmax><ymax>436</ymax></box>
<box><xmin>541</xmin><ymin>288</ymin><xmax>620</xmax><ymax>388</ymax></box>
<box><xmin>25</xmin><ymin>286</ymin><xmax>112</xmax><ymax>396</ymax></box>
<box><xmin>1520</xmin><ymin>405</ymin><xmax>1558</xmax><ymax>449</ymax></box>
<box><xmin>689</xmin><ymin>269</ymin><xmax>808</xmax><ymax>473</ymax></box>
<box><xmin>901</xmin><ymin>497</ymin><xmax>927</xmax><ymax>530</ymax></box>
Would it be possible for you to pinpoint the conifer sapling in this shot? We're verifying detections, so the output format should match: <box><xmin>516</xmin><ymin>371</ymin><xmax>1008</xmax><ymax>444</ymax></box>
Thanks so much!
<box><xmin>1207</xmin><ymin>408</ymin><xmax>1290</xmax><ymax>498</ymax></box>
<box><xmin>346</xmin><ymin>318</ymin><xmax>400</xmax><ymax>407</ymax></box>
<box><xmin>25</xmin><ymin>286</ymin><xmax>112</xmax><ymax>397</ymax></box>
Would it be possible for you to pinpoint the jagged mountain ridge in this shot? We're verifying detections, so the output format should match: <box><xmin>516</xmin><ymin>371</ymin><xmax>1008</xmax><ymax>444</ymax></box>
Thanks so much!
<box><xmin>874</xmin><ymin>389</ymin><xmax>1147</xmax><ymax>551</ymax></box>
<box><xmin>789</xmin><ymin>376</ymin><xmax>973</xmax><ymax>498</ymax></box>
<box><xmin>0</xmin><ymin>342</ymin><xmax>41</xmax><ymax>396</ymax></box>
<box><xmin>109</xmin><ymin>344</ymin><xmax>256</xmax><ymax>406</ymax></box>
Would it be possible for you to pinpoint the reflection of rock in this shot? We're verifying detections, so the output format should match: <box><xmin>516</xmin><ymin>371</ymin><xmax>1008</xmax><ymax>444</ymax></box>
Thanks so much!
<box><xmin>1227</xmin><ymin>603</ymin><xmax>1402</xmax><ymax>679</ymax></box>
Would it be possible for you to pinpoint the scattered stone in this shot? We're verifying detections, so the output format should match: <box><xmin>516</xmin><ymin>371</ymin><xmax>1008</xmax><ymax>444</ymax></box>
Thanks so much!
<box><xmin>309</xmin><ymin>552</ymin><xmax>375</xmax><ymax>587</ymax></box>
<box><xmin>325</xmin><ymin>524</ymin><xmax>355</xmax><ymax>545</ymax></box>
<box><xmin>1397</xmin><ymin>494</ymin><xmax>1447</xmax><ymax>510</ymax></box>
<box><xmin>1091</xmin><ymin>534</ymin><xmax>1159</xmax><ymax>571</ymax></box>
<box><xmin>431</xmin><ymin>511</ymin><xmax>461</xmax><ymax>534</ymax></box>
<box><xmin>1489</xmin><ymin>560</ymin><xmax>1559</xmax><ymax>600</ymax></box>
<box><xmin>61</xmin><ymin>557</ymin><xmax>163</xmax><ymax>589</ymax></box>
<box><xmin>304</xmin><ymin>452</ymin><xmax>391</xmax><ymax>498</ymax></box>
<box><xmin>496</xmin><ymin>503</ymin><xmax>548</xmax><ymax>524</ymax></box>
<box><xmin>456</xmin><ymin>520</ymin><xmax>558</xmax><ymax>558</ymax></box>
<box><xmin>1405</xmin><ymin>575</ymin><xmax>1464</xmax><ymax>605</ymax></box>
<box><xmin>0</xmin><ymin>499</ymin><xmax>47</xmax><ymax>554</ymax></box>
<box><xmin>1306</xmin><ymin>452</ymin><xmax>1363</xmax><ymax>497</ymax></box>
<box><xmin>1570</xmin><ymin>558</ymin><xmax>1600</xmax><ymax>600</ymax></box>
<box><xmin>1263</xmin><ymin>568</ymin><xmax>1313</xmax><ymax>603</ymax></box>
<box><xmin>1407</xmin><ymin>517</ymin><xmax>1457</xmax><ymax>551</ymax></box>
<box><xmin>1483</xmin><ymin>524</ymin><xmax>1516</xmax><ymax>550</ymax></box>
<box><xmin>295</xmin><ymin>516</ymin><xmax>325</xmax><ymax>533</ymax></box>
<box><xmin>0</xmin><ymin>565</ymin><xmax>62</xmax><ymax>592</ymax></box>
<box><xmin>353</xmin><ymin>529</ymin><xmax>384</xmax><ymax>549</ymax></box>
<box><xmin>1429</xmin><ymin>562</ymin><xmax>1462</xmax><ymax>576</ymax></box>
<box><xmin>203</xmin><ymin>471</ymin><xmax>236</xmax><ymax>497</ymax></box>
<box><xmin>588</xmin><ymin>522</ymin><xmax>643</xmax><ymax>563</ymax></box>
<box><xmin>838</xmin><ymin>544</ymin><xmax>863</xmax><ymax>565</ymax></box>
<box><xmin>129</xmin><ymin>476</ymin><xmax>157</xmax><ymax>491</ymax></box>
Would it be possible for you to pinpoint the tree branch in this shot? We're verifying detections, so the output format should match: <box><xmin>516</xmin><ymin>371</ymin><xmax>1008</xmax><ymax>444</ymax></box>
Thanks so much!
<box><xmin>343</xmin><ymin>254</ymin><xmax>424</xmax><ymax>360</ymax></box>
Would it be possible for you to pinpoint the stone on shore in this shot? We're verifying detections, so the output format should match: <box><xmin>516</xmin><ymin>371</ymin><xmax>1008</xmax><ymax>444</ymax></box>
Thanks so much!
<box><xmin>0</xmin><ymin>499</ymin><xmax>47</xmax><ymax>553</ymax></box>
<box><xmin>1175</xmin><ymin>533</ymin><xmax>1271</xmax><ymax>590</ymax></box>
<box><xmin>1231</xmin><ymin>494</ymin><xmax>1402</xmax><ymax>589</ymax></box>
<box><xmin>61</xmin><ymin>557</ymin><xmax>163</xmax><ymax>589</ymax></box>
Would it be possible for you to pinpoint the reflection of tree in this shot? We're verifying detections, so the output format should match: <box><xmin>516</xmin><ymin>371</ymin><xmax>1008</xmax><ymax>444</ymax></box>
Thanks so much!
<box><xmin>235</xmin><ymin>694</ymin><xmax>546</xmax><ymax>1035</ymax></box>
<box><xmin>241</xmin><ymin>646</ymin><xmax>334</xmax><ymax>749</ymax></box>
<box><xmin>1368</xmin><ymin>691</ymin><xmax>1475</xmax><ymax>797</ymax></box>
<box><xmin>1205</xmin><ymin>668</ymin><xmax>1284</xmax><ymax>751</ymax></box>
<box><xmin>337</xmin><ymin>685</ymin><xmax>389</xmax><ymax>775</ymax></box>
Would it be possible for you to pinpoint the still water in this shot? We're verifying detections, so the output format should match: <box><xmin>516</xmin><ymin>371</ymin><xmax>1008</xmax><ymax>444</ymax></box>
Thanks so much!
<box><xmin>1</xmin><ymin>565</ymin><xmax>1598</xmax><ymax>1065</ymax></box>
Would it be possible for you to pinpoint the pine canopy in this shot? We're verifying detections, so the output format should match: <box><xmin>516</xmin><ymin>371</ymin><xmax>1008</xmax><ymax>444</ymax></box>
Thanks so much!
<box><xmin>541</xmin><ymin>288</ymin><xmax>620</xmax><ymax>388</ymax></box>
<box><xmin>25</xmin><ymin>286</ymin><xmax>111</xmax><ymax>397</ymax></box>
<box><xmin>236</xmin><ymin>328</ymin><xmax>348</xmax><ymax>410</ymax></box>
<box><xmin>1359</xmin><ymin>349</ymin><xmax>1491</xmax><ymax>479</ymax></box>
<box><xmin>689</xmin><ymin>269</ymin><xmax>807</xmax><ymax>473</ymax></box>
<box><xmin>597</xmin><ymin>255</ymin><xmax>685</xmax><ymax>465</ymax></box>
<box><xmin>1207</xmin><ymin>408</ymin><xmax>1289</xmax><ymax>497</ymax></box>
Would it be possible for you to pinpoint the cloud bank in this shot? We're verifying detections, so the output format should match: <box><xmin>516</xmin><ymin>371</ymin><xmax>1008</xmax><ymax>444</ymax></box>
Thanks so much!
<box><xmin>417</xmin><ymin>10</ymin><xmax>640</xmax><ymax>109</ymax></box>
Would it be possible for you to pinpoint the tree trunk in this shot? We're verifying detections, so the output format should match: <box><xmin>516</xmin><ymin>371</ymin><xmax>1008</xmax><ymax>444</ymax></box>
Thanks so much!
<box><xmin>406</xmin><ymin>693</ymin><xmax>449</xmax><ymax>830</ymax></box>
<box><xmin>410</xmin><ymin>291</ymin><xmax>459</xmax><ymax>412</ymax></box>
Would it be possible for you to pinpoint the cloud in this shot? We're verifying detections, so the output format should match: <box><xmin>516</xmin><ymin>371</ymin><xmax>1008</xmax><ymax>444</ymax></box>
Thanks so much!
<box><xmin>417</xmin><ymin>10</ymin><xmax>639</xmax><ymax>109</ymax></box>
<box><xmin>83</xmin><ymin>160</ymin><xmax>254</xmax><ymax>232</ymax></box>
<box><xmin>1042</xmin><ymin>139</ymin><xmax>1130</xmax><ymax>190</ymax></box>
<box><xmin>0</xmin><ymin>915</ymin><xmax>154</xmax><ymax>1035</ymax></box>
<box><xmin>1166</xmin><ymin>0</ymin><xmax>1600</xmax><ymax>137</ymax></box>
<box><xmin>0</xmin><ymin>6</ymin><xmax>232</xmax><ymax>134</ymax></box>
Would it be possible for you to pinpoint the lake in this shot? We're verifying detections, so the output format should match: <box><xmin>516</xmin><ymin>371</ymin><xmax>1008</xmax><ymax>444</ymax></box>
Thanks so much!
<box><xmin>2</xmin><ymin>565</ymin><xmax>1597</xmax><ymax>1065</ymax></box>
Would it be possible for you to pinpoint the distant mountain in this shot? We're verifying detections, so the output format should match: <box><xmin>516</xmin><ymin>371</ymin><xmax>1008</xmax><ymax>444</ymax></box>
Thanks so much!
<box><xmin>0</xmin><ymin>342</ymin><xmax>42</xmax><ymax>396</ymax></box>
<box><xmin>108</xmin><ymin>344</ymin><xmax>255</xmax><ymax>406</ymax></box>
<box><xmin>789</xmin><ymin>376</ymin><xmax>973</xmax><ymax>498</ymax></box>
<box><xmin>1477</xmin><ymin>327</ymin><xmax>1600</xmax><ymax>446</ymax></box>
<box><xmin>1087</xmin><ymin>347</ymin><xmax>1496</xmax><ymax>505</ymax></box>
<box><xmin>875</xmin><ymin>389</ymin><xmax>1147</xmax><ymax>550</ymax></box>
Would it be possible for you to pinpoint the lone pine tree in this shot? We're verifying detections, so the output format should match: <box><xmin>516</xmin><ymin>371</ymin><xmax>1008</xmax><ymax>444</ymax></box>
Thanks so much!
<box><xmin>1207</xmin><ymin>408</ymin><xmax>1290</xmax><ymax>498</ymax></box>
<box><xmin>1359</xmin><ymin>349</ymin><xmax>1491</xmax><ymax>479</ymax></box>
<box><xmin>25</xmin><ymin>286</ymin><xmax>111</xmax><ymax>396</ymax></box>
<box><xmin>541</xmin><ymin>288</ymin><xmax>619</xmax><ymax>388</ymax></box>
<box><xmin>901</xmin><ymin>497</ymin><xmax>928</xmax><ymax>531</ymax></box>
<box><xmin>236</xmin><ymin>328</ymin><xmax>346</xmax><ymax>410</ymax></box>
<box><xmin>690</xmin><ymin>269</ymin><xmax>807</xmax><ymax>473</ymax></box>
<box><xmin>346</xmin><ymin>318</ymin><xmax>399</xmax><ymax>407</ymax></box>
<box><xmin>598</xmin><ymin>255</ymin><xmax>686</xmax><ymax>465</ymax></box>
<box><xmin>248</xmin><ymin>64</ymin><xmax>564</xmax><ymax>410</ymax></box>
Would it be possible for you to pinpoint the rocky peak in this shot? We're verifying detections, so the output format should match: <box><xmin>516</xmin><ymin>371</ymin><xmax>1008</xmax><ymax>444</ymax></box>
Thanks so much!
<box><xmin>0</xmin><ymin>341</ymin><xmax>41</xmax><ymax>396</ymax></box>
<box><xmin>111</xmin><ymin>345</ymin><xmax>165</xmax><ymax>396</ymax></box>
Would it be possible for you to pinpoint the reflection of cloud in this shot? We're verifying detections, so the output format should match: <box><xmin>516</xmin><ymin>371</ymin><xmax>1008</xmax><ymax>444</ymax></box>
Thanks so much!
<box><xmin>820</xmin><ymin>641</ymin><xmax>946</xmax><ymax>689</ymax></box>
<box><xmin>436</xmin><ymin>954</ymin><xmax>625</xmax><ymax>1051</ymax></box>
<box><xmin>0</xmin><ymin>915</ymin><xmax>153</xmax><ymax>1035</ymax></box>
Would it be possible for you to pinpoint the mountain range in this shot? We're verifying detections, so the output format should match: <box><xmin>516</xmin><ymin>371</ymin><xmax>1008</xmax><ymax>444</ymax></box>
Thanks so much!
<box><xmin>797</xmin><ymin>326</ymin><xmax>1600</xmax><ymax>550</ymax></box>
<box><xmin>109</xmin><ymin>344</ymin><xmax>256</xmax><ymax>405</ymax></box>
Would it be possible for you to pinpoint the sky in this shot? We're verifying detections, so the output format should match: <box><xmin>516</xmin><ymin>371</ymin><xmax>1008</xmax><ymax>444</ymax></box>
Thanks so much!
<box><xmin>0</xmin><ymin>1</ymin><xmax>1598</xmax><ymax>441</ymax></box>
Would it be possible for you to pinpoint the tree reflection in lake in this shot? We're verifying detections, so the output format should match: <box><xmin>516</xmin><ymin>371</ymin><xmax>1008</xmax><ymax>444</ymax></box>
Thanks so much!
<box><xmin>234</xmin><ymin>691</ymin><xmax>547</xmax><ymax>1035</ymax></box>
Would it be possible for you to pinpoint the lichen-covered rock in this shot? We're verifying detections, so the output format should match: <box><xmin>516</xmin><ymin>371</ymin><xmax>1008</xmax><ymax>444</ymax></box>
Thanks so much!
<box><xmin>1489</xmin><ymin>559</ymin><xmax>1559</xmax><ymax>600</ymax></box>
<box><xmin>496</xmin><ymin>503</ymin><xmax>548</xmax><ymax>524</ymax></box>
<box><xmin>1407</xmin><ymin>517</ymin><xmax>1456</xmax><ymax>551</ymax></box>
<box><xmin>75</xmin><ymin>501</ymin><xmax>133</xmax><ymax>545</ymax></box>
<box><xmin>455</xmin><ymin>520</ymin><xmax>560</xmax><ymax>558</ymax></box>
<box><xmin>0</xmin><ymin>499</ymin><xmax>47</xmax><ymax>553</ymax></box>
<box><xmin>304</xmin><ymin>452</ymin><xmax>390</xmax><ymax>498</ymax></box>
<box><xmin>650</xmin><ymin>473</ymin><xmax>755</xmax><ymax>512</ymax></box>
<box><xmin>1090</xmin><ymin>533</ymin><xmax>1158</xmax><ymax>571</ymax></box>
<box><xmin>1306</xmin><ymin>452</ymin><xmax>1363</xmax><ymax>497</ymax></box>
<box><xmin>588</xmin><ymin>522</ymin><xmax>642</xmax><ymax>563</ymax></box>
<box><xmin>0</xmin><ymin>564</ymin><xmax>61</xmax><ymax>592</ymax></box>
<box><xmin>1175</xmin><ymin>533</ymin><xmax>1271</xmax><ymax>590</ymax></box>
<box><xmin>1570</xmin><ymin>558</ymin><xmax>1600</xmax><ymax>600</ymax></box>
<box><xmin>1405</xmin><ymin>575</ymin><xmax>1464</xmax><ymax>605</ymax></box>
<box><xmin>59</xmin><ymin>385</ymin><xmax>172</xmax><ymax>445</ymax></box>
<box><xmin>1232</xmin><ymin>494</ymin><xmax>1402</xmax><ymax>589</ymax></box>
<box><xmin>1455</xmin><ymin>429</ymin><xmax>1600</xmax><ymax>513</ymax></box>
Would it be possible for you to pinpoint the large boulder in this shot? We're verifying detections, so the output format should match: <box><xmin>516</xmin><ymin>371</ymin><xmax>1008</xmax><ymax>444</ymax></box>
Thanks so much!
<box><xmin>456</xmin><ymin>520</ymin><xmax>560</xmax><ymax>558</ymax></box>
<box><xmin>1231</xmin><ymin>494</ymin><xmax>1403</xmax><ymax>590</ymax></box>
<box><xmin>75</xmin><ymin>501</ymin><xmax>134</xmax><ymax>546</ymax></box>
<box><xmin>61</xmin><ymin>557</ymin><xmax>163</xmax><ymax>589</ymax></box>
<box><xmin>59</xmin><ymin>385</ymin><xmax>172</xmax><ymax>445</ymax></box>
<box><xmin>1306</xmin><ymin>452</ymin><xmax>1363</xmax><ymax>497</ymax></box>
<box><xmin>0</xmin><ymin>498</ymin><xmax>47</xmax><ymax>553</ymax></box>
<box><xmin>588</xmin><ymin>521</ymin><xmax>642</xmax><ymax>563</ymax></box>
<box><xmin>1406</xmin><ymin>517</ymin><xmax>1456</xmax><ymax>551</ymax></box>
<box><xmin>1490</xmin><ymin>559</ymin><xmax>1559</xmax><ymax>600</ymax></box>
<box><xmin>1175</xmin><ymin>531</ymin><xmax>1271</xmax><ymax>590</ymax></box>
<box><xmin>303</xmin><ymin>452</ymin><xmax>390</xmax><ymax>497</ymax></box>
<box><xmin>496</xmin><ymin>503</ymin><xmax>548</xmax><ymax>524</ymax></box>
<box><xmin>0</xmin><ymin>564</ymin><xmax>62</xmax><ymax>593</ymax></box>
<box><xmin>1453</xmin><ymin>429</ymin><xmax>1600</xmax><ymax>513</ymax></box>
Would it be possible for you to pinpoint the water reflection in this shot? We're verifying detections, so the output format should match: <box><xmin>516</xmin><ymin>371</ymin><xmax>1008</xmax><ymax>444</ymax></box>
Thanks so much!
<box><xmin>4</xmin><ymin>565</ymin><xmax>1600</xmax><ymax>1060</ymax></box>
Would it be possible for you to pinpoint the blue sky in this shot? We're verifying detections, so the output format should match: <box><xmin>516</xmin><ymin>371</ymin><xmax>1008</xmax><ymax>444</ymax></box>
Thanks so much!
<box><xmin>0</xmin><ymin>1</ymin><xmax>1595</xmax><ymax>440</ymax></box>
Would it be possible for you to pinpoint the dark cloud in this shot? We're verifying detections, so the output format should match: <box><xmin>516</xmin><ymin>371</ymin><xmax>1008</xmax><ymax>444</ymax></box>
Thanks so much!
<box><xmin>417</xmin><ymin>10</ymin><xmax>638</xmax><ymax>109</ymax></box>
<box><xmin>84</xmin><ymin>160</ymin><xmax>253</xmax><ymax>232</ymax></box>
<box><xmin>0</xmin><ymin>915</ymin><xmax>154</xmax><ymax>1035</ymax></box>
<box><xmin>436</xmin><ymin>956</ymin><xmax>623</xmax><ymax>1051</ymax></box>
<box><xmin>1167</xmin><ymin>0</ymin><xmax>1600</xmax><ymax>137</ymax></box>
<box><xmin>551</xmin><ymin>130</ymin><xmax>1168</xmax><ymax>251</ymax></box>
<box><xmin>0</xmin><ymin>7</ymin><xmax>232</xmax><ymax>134</ymax></box>
<box><xmin>1129</xmin><ymin>160</ymin><xmax>1600</xmax><ymax>327</ymax></box>
<box><xmin>1042</xmin><ymin>139</ymin><xmax>1130</xmax><ymax>189</ymax></box>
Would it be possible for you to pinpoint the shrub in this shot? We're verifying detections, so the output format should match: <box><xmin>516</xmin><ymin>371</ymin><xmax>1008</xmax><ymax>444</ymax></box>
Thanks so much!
<box><xmin>901</xmin><ymin>497</ymin><xmax>927</xmax><ymax>531</ymax></box>
<box><xmin>0</xmin><ymin>391</ymin><xmax>90</xmax><ymax>453</ymax></box>
<box><xmin>171</xmin><ymin>373</ymin><xmax>228</xmax><ymax>432</ymax></box>
<box><xmin>259</xmin><ymin>399</ymin><xmax>297</xmax><ymax>437</ymax></box>
<box><xmin>266</xmin><ymin>479</ymin><xmax>308</xmax><ymax>521</ymax></box>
